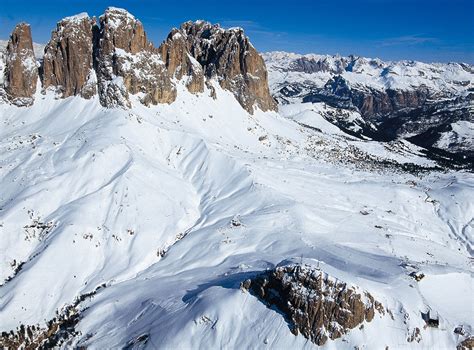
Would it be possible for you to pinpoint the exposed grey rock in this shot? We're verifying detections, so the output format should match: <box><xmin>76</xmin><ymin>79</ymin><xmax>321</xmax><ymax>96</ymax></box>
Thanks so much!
<box><xmin>290</xmin><ymin>56</ymin><xmax>347</xmax><ymax>74</ymax></box>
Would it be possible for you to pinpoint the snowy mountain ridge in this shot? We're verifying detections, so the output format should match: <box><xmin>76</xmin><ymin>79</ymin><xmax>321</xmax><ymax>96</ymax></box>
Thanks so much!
<box><xmin>263</xmin><ymin>51</ymin><xmax>474</xmax><ymax>168</ymax></box>
<box><xmin>263</xmin><ymin>50</ymin><xmax>473</xmax><ymax>93</ymax></box>
<box><xmin>0</xmin><ymin>8</ymin><xmax>473</xmax><ymax>350</ymax></box>
<box><xmin>2</xmin><ymin>77</ymin><xmax>472</xmax><ymax>349</ymax></box>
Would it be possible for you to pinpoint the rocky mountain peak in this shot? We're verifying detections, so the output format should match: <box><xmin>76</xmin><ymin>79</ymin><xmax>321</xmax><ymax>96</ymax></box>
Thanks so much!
<box><xmin>42</xmin><ymin>13</ymin><xmax>97</xmax><ymax>98</ymax></box>
<box><xmin>96</xmin><ymin>7</ymin><xmax>176</xmax><ymax>107</ymax></box>
<box><xmin>3</xmin><ymin>23</ymin><xmax>38</xmax><ymax>106</ymax></box>
<box><xmin>2</xmin><ymin>10</ymin><xmax>276</xmax><ymax>113</ymax></box>
<box><xmin>160</xmin><ymin>20</ymin><xmax>277</xmax><ymax>113</ymax></box>
<box><xmin>99</xmin><ymin>7</ymin><xmax>151</xmax><ymax>54</ymax></box>
<box><xmin>159</xmin><ymin>26</ymin><xmax>205</xmax><ymax>94</ymax></box>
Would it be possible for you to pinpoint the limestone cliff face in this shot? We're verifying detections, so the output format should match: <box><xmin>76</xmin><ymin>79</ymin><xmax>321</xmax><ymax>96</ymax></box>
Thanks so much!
<box><xmin>98</xmin><ymin>7</ymin><xmax>150</xmax><ymax>54</ymax></box>
<box><xmin>96</xmin><ymin>7</ymin><xmax>176</xmax><ymax>107</ymax></box>
<box><xmin>42</xmin><ymin>13</ymin><xmax>97</xmax><ymax>99</ymax></box>
<box><xmin>4</xmin><ymin>9</ymin><xmax>276</xmax><ymax>112</ymax></box>
<box><xmin>3</xmin><ymin>23</ymin><xmax>38</xmax><ymax>106</ymax></box>
<box><xmin>353</xmin><ymin>86</ymin><xmax>431</xmax><ymax>119</ymax></box>
<box><xmin>161</xmin><ymin>21</ymin><xmax>277</xmax><ymax>113</ymax></box>
<box><xmin>159</xmin><ymin>29</ymin><xmax>204</xmax><ymax>94</ymax></box>
<box><xmin>40</xmin><ymin>8</ymin><xmax>176</xmax><ymax>108</ymax></box>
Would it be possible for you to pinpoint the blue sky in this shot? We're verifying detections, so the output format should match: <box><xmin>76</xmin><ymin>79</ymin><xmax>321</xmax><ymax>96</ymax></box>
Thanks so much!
<box><xmin>0</xmin><ymin>0</ymin><xmax>473</xmax><ymax>63</ymax></box>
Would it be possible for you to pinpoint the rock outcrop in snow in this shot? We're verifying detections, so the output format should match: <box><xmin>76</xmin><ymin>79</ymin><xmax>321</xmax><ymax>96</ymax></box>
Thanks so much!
<box><xmin>243</xmin><ymin>263</ymin><xmax>384</xmax><ymax>345</ymax></box>
<box><xmin>3</xmin><ymin>23</ymin><xmax>38</xmax><ymax>106</ymax></box>
<box><xmin>42</xmin><ymin>13</ymin><xmax>97</xmax><ymax>99</ymax></box>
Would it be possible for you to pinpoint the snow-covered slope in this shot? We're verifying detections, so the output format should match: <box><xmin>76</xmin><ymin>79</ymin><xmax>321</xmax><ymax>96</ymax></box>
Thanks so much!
<box><xmin>435</xmin><ymin>120</ymin><xmax>474</xmax><ymax>152</ymax></box>
<box><xmin>1</xmin><ymin>11</ymin><xmax>473</xmax><ymax>348</ymax></box>
<box><xmin>1</xmin><ymin>78</ymin><xmax>473</xmax><ymax>348</ymax></box>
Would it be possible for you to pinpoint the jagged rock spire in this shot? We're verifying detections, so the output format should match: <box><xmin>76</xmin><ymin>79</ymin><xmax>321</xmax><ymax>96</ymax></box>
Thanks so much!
<box><xmin>98</xmin><ymin>7</ymin><xmax>151</xmax><ymax>54</ymax></box>
<box><xmin>160</xmin><ymin>21</ymin><xmax>277</xmax><ymax>113</ymax></box>
<box><xmin>3</xmin><ymin>9</ymin><xmax>276</xmax><ymax>113</ymax></box>
<box><xmin>4</xmin><ymin>23</ymin><xmax>38</xmax><ymax>106</ymax></box>
<box><xmin>42</xmin><ymin>13</ymin><xmax>97</xmax><ymax>98</ymax></box>
<box><xmin>95</xmin><ymin>7</ymin><xmax>176</xmax><ymax>108</ymax></box>
<box><xmin>159</xmin><ymin>28</ymin><xmax>205</xmax><ymax>94</ymax></box>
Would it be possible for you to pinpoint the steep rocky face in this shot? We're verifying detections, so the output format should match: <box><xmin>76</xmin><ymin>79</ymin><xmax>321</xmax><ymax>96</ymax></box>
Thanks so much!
<box><xmin>242</xmin><ymin>264</ymin><xmax>384</xmax><ymax>346</ymax></box>
<box><xmin>3</xmin><ymin>10</ymin><xmax>277</xmax><ymax>112</ymax></box>
<box><xmin>96</xmin><ymin>7</ymin><xmax>176</xmax><ymax>107</ymax></box>
<box><xmin>39</xmin><ymin>8</ymin><xmax>176</xmax><ymax>107</ymax></box>
<box><xmin>161</xmin><ymin>21</ymin><xmax>277</xmax><ymax>113</ymax></box>
<box><xmin>159</xmin><ymin>29</ymin><xmax>204</xmax><ymax>94</ymax></box>
<box><xmin>302</xmin><ymin>75</ymin><xmax>354</xmax><ymax>109</ymax></box>
<box><xmin>3</xmin><ymin>23</ymin><xmax>38</xmax><ymax>106</ymax></box>
<box><xmin>98</xmin><ymin>7</ymin><xmax>150</xmax><ymax>54</ymax></box>
<box><xmin>287</xmin><ymin>55</ymin><xmax>386</xmax><ymax>75</ymax></box>
<box><xmin>352</xmin><ymin>87</ymin><xmax>431</xmax><ymax>119</ymax></box>
<box><xmin>42</xmin><ymin>13</ymin><xmax>97</xmax><ymax>99</ymax></box>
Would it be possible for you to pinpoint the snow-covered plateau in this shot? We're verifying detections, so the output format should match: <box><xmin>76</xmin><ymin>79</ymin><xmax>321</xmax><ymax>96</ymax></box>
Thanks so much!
<box><xmin>0</xmin><ymin>10</ymin><xmax>473</xmax><ymax>350</ymax></box>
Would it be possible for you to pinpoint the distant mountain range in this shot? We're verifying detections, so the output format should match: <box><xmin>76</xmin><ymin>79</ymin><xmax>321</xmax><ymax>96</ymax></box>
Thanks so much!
<box><xmin>263</xmin><ymin>51</ymin><xmax>474</xmax><ymax>167</ymax></box>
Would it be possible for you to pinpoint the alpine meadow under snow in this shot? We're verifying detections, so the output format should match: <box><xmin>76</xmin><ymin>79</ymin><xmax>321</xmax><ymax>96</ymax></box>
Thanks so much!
<box><xmin>0</xmin><ymin>7</ymin><xmax>473</xmax><ymax>350</ymax></box>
